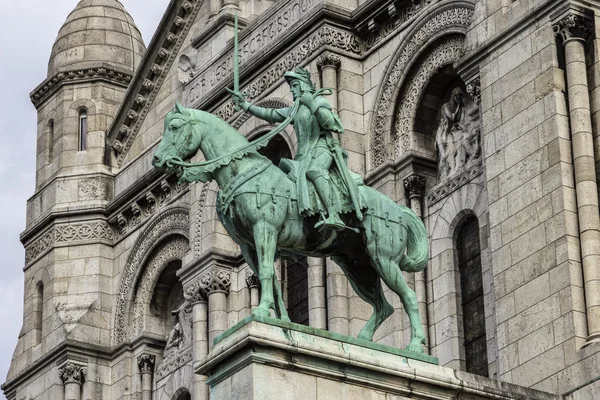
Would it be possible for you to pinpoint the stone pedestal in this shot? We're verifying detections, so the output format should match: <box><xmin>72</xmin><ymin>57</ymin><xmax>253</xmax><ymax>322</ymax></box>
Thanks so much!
<box><xmin>197</xmin><ymin>316</ymin><xmax>558</xmax><ymax>400</ymax></box>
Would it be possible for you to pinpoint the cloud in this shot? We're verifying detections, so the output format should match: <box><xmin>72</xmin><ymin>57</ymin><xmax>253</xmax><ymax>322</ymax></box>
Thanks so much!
<box><xmin>0</xmin><ymin>1</ymin><xmax>164</xmax><ymax>398</ymax></box>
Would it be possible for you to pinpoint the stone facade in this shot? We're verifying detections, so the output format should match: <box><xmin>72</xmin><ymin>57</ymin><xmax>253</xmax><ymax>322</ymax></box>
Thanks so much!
<box><xmin>3</xmin><ymin>0</ymin><xmax>600</xmax><ymax>399</ymax></box>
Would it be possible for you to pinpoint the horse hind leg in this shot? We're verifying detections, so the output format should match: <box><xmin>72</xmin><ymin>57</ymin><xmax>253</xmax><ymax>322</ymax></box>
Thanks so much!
<box><xmin>374</xmin><ymin>257</ymin><xmax>426</xmax><ymax>353</ymax></box>
<box><xmin>331</xmin><ymin>254</ymin><xmax>393</xmax><ymax>342</ymax></box>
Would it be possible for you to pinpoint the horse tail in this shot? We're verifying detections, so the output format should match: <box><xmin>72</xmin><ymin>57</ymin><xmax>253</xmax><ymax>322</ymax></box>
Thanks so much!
<box><xmin>398</xmin><ymin>205</ymin><xmax>429</xmax><ymax>273</ymax></box>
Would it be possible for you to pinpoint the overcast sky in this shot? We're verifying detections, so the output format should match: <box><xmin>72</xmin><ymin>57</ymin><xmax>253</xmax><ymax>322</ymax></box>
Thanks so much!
<box><xmin>0</xmin><ymin>1</ymin><xmax>165</xmax><ymax>397</ymax></box>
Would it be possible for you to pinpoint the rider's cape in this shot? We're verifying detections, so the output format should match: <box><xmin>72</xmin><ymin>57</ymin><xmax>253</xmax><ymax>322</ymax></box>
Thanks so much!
<box><xmin>265</xmin><ymin>96</ymin><xmax>364</xmax><ymax>218</ymax></box>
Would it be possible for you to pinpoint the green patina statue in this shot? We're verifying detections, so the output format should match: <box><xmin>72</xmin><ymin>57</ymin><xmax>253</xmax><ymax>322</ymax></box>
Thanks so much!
<box><xmin>152</xmin><ymin>15</ymin><xmax>429</xmax><ymax>354</ymax></box>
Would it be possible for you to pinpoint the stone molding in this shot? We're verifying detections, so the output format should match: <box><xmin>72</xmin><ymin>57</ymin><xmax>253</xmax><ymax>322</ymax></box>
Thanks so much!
<box><xmin>131</xmin><ymin>236</ymin><xmax>190</xmax><ymax>338</ymax></box>
<box><xmin>156</xmin><ymin>346</ymin><xmax>192</xmax><ymax>382</ymax></box>
<box><xmin>394</xmin><ymin>35</ymin><xmax>464</xmax><ymax>157</ymax></box>
<box><xmin>58</xmin><ymin>362</ymin><xmax>87</xmax><ymax>386</ymax></box>
<box><xmin>211</xmin><ymin>26</ymin><xmax>361</xmax><ymax>122</ymax></box>
<box><xmin>30</xmin><ymin>66</ymin><xmax>132</xmax><ymax>108</ymax></box>
<box><xmin>426</xmin><ymin>159</ymin><xmax>483</xmax><ymax>206</ymax></box>
<box><xmin>194</xmin><ymin>183</ymin><xmax>210</xmax><ymax>257</ymax></box>
<box><xmin>109</xmin><ymin>175</ymin><xmax>188</xmax><ymax>242</ymax></box>
<box><xmin>245</xmin><ymin>268</ymin><xmax>260</xmax><ymax>289</ymax></box>
<box><xmin>403</xmin><ymin>175</ymin><xmax>427</xmax><ymax>200</ymax></box>
<box><xmin>113</xmin><ymin>207</ymin><xmax>190</xmax><ymax>345</ymax></box>
<box><xmin>553</xmin><ymin>12</ymin><xmax>592</xmax><ymax>43</ymax></box>
<box><xmin>107</xmin><ymin>0</ymin><xmax>203</xmax><ymax>166</ymax></box>
<box><xmin>316</xmin><ymin>53</ymin><xmax>341</xmax><ymax>71</ymax></box>
<box><xmin>137</xmin><ymin>354</ymin><xmax>156</xmax><ymax>374</ymax></box>
<box><xmin>25</xmin><ymin>220</ymin><xmax>113</xmax><ymax>265</ymax></box>
<box><xmin>369</xmin><ymin>2</ymin><xmax>473</xmax><ymax>170</ymax></box>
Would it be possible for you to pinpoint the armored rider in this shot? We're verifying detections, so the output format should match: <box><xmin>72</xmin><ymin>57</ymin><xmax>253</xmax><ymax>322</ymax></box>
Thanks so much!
<box><xmin>231</xmin><ymin>68</ymin><xmax>361</xmax><ymax>231</ymax></box>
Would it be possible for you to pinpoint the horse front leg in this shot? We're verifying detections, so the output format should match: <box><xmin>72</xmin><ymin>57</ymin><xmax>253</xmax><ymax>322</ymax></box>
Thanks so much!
<box><xmin>252</xmin><ymin>221</ymin><xmax>278</xmax><ymax>318</ymax></box>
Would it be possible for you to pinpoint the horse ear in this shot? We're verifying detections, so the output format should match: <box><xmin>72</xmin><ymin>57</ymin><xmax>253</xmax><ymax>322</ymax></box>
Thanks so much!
<box><xmin>175</xmin><ymin>102</ymin><xmax>187</xmax><ymax>115</ymax></box>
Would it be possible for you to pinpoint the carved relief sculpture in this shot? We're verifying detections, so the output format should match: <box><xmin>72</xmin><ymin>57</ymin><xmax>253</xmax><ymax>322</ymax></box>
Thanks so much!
<box><xmin>163</xmin><ymin>299</ymin><xmax>193</xmax><ymax>357</ymax></box>
<box><xmin>435</xmin><ymin>87</ymin><xmax>480</xmax><ymax>180</ymax></box>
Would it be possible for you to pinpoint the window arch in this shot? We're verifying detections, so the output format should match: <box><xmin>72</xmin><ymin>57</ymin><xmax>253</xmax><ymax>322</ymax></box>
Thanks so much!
<box><xmin>285</xmin><ymin>257</ymin><xmax>309</xmax><ymax>325</ymax></box>
<box><xmin>79</xmin><ymin>109</ymin><xmax>88</xmax><ymax>151</ymax></box>
<box><xmin>33</xmin><ymin>282</ymin><xmax>44</xmax><ymax>345</ymax></box>
<box><xmin>456</xmin><ymin>215</ymin><xmax>488</xmax><ymax>376</ymax></box>
<box><xmin>47</xmin><ymin>119</ymin><xmax>55</xmax><ymax>163</ymax></box>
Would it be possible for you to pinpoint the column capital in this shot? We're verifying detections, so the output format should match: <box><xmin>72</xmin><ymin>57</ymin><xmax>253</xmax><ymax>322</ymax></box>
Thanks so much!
<box><xmin>553</xmin><ymin>12</ymin><xmax>592</xmax><ymax>43</ymax></box>
<box><xmin>58</xmin><ymin>362</ymin><xmax>87</xmax><ymax>386</ymax></box>
<box><xmin>403</xmin><ymin>175</ymin><xmax>427</xmax><ymax>199</ymax></box>
<box><xmin>137</xmin><ymin>354</ymin><xmax>156</xmax><ymax>375</ymax></box>
<box><xmin>245</xmin><ymin>267</ymin><xmax>260</xmax><ymax>288</ymax></box>
<box><xmin>466</xmin><ymin>77</ymin><xmax>481</xmax><ymax>102</ymax></box>
<box><xmin>316</xmin><ymin>52</ymin><xmax>341</xmax><ymax>71</ymax></box>
<box><xmin>201</xmin><ymin>266</ymin><xmax>232</xmax><ymax>294</ymax></box>
<box><xmin>184</xmin><ymin>278</ymin><xmax>208</xmax><ymax>304</ymax></box>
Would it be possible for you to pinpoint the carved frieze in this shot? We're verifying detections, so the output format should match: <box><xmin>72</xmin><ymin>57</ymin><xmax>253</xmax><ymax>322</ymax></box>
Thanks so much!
<box><xmin>113</xmin><ymin>208</ymin><xmax>189</xmax><ymax>345</ymax></box>
<box><xmin>137</xmin><ymin>354</ymin><xmax>156</xmax><ymax>374</ymax></box>
<box><xmin>370</xmin><ymin>3</ymin><xmax>473</xmax><ymax>169</ymax></box>
<box><xmin>553</xmin><ymin>12</ymin><xmax>592</xmax><ymax>42</ymax></box>
<box><xmin>426</xmin><ymin>159</ymin><xmax>483</xmax><ymax>205</ymax></box>
<box><xmin>58</xmin><ymin>362</ymin><xmax>87</xmax><ymax>385</ymax></box>
<box><xmin>109</xmin><ymin>175</ymin><xmax>188</xmax><ymax>242</ymax></box>
<box><xmin>155</xmin><ymin>346</ymin><xmax>192</xmax><ymax>381</ymax></box>
<box><xmin>25</xmin><ymin>221</ymin><xmax>113</xmax><ymax>265</ymax></box>
<box><xmin>194</xmin><ymin>183</ymin><xmax>210</xmax><ymax>257</ymax></box>
<box><xmin>212</xmin><ymin>26</ymin><xmax>361</xmax><ymax>121</ymax></box>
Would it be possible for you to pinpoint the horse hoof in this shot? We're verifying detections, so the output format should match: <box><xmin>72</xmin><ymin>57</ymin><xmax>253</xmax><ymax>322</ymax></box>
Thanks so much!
<box><xmin>405</xmin><ymin>344</ymin><xmax>425</xmax><ymax>354</ymax></box>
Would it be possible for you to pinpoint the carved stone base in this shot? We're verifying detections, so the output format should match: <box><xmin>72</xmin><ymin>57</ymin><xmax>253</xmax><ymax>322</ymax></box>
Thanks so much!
<box><xmin>197</xmin><ymin>316</ymin><xmax>557</xmax><ymax>399</ymax></box>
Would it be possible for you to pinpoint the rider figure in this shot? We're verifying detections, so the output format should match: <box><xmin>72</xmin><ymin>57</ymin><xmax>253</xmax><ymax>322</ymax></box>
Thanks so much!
<box><xmin>232</xmin><ymin>68</ymin><xmax>356</xmax><ymax>231</ymax></box>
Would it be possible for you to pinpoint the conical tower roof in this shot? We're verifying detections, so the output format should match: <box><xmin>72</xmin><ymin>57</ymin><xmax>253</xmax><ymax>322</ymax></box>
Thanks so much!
<box><xmin>48</xmin><ymin>0</ymin><xmax>146</xmax><ymax>77</ymax></box>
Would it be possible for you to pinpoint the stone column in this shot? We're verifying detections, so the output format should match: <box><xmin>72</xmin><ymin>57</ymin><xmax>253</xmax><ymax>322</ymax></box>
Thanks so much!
<box><xmin>58</xmin><ymin>362</ymin><xmax>86</xmax><ymax>400</ymax></box>
<box><xmin>137</xmin><ymin>354</ymin><xmax>155</xmax><ymax>400</ymax></box>
<box><xmin>317</xmin><ymin>53</ymin><xmax>342</xmax><ymax>142</ymax></box>
<box><xmin>245</xmin><ymin>269</ymin><xmax>260</xmax><ymax>310</ymax></box>
<box><xmin>184</xmin><ymin>279</ymin><xmax>209</xmax><ymax>400</ymax></box>
<box><xmin>200</xmin><ymin>267</ymin><xmax>232</xmax><ymax>349</ymax></box>
<box><xmin>326</xmin><ymin>258</ymin><xmax>349</xmax><ymax>335</ymax></box>
<box><xmin>210</xmin><ymin>0</ymin><xmax>222</xmax><ymax>17</ymax></box>
<box><xmin>404</xmin><ymin>175</ymin><xmax>429</xmax><ymax>352</ymax></box>
<box><xmin>307</xmin><ymin>257</ymin><xmax>327</xmax><ymax>329</ymax></box>
<box><xmin>554</xmin><ymin>12</ymin><xmax>600</xmax><ymax>344</ymax></box>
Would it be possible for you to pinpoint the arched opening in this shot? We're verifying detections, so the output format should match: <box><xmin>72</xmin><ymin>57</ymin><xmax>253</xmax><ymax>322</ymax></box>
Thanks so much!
<box><xmin>456</xmin><ymin>215</ymin><xmax>488</xmax><ymax>377</ymax></box>
<box><xmin>33</xmin><ymin>282</ymin><xmax>44</xmax><ymax>345</ymax></box>
<box><xmin>173</xmin><ymin>390</ymin><xmax>191</xmax><ymax>400</ymax></box>
<box><xmin>284</xmin><ymin>258</ymin><xmax>309</xmax><ymax>325</ymax></box>
<box><xmin>150</xmin><ymin>260</ymin><xmax>185</xmax><ymax>339</ymax></box>
<box><xmin>47</xmin><ymin>119</ymin><xmax>55</xmax><ymax>163</ymax></box>
<box><xmin>78</xmin><ymin>109</ymin><xmax>88</xmax><ymax>151</ymax></box>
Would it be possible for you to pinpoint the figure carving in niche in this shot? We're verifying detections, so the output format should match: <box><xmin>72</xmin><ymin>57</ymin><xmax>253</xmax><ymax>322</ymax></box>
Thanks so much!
<box><xmin>163</xmin><ymin>299</ymin><xmax>192</xmax><ymax>357</ymax></box>
<box><xmin>436</xmin><ymin>87</ymin><xmax>480</xmax><ymax>180</ymax></box>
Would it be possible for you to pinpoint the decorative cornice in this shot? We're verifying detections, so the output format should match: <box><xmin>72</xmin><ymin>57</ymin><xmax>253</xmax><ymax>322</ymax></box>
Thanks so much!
<box><xmin>403</xmin><ymin>175</ymin><xmax>427</xmax><ymax>199</ymax></box>
<box><xmin>155</xmin><ymin>346</ymin><xmax>192</xmax><ymax>381</ymax></box>
<box><xmin>137</xmin><ymin>354</ymin><xmax>156</xmax><ymax>374</ymax></box>
<box><xmin>58</xmin><ymin>362</ymin><xmax>87</xmax><ymax>385</ymax></box>
<box><xmin>553</xmin><ymin>12</ymin><xmax>592</xmax><ymax>43</ymax></box>
<box><xmin>30</xmin><ymin>66</ymin><xmax>132</xmax><ymax>108</ymax></box>
<box><xmin>316</xmin><ymin>53</ymin><xmax>341</xmax><ymax>71</ymax></box>
<box><xmin>25</xmin><ymin>220</ymin><xmax>113</xmax><ymax>265</ymax></box>
<box><xmin>426</xmin><ymin>159</ymin><xmax>483</xmax><ymax>206</ymax></box>
<box><xmin>107</xmin><ymin>0</ymin><xmax>204</xmax><ymax>166</ymax></box>
<box><xmin>245</xmin><ymin>268</ymin><xmax>260</xmax><ymax>289</ymax></box>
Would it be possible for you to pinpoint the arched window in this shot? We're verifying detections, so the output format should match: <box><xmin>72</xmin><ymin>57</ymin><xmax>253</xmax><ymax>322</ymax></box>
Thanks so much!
<box><xmin>33</xmin><ymin>282</ymin><xmax>44</xmax><ymax>345</ymax></box>
<box><xmin>456</xmin><ymin>216</ymin><xmax>488</xmax><ymax>376</ymax></box>
<box><xmin>79</xmin><ymin>109</ymin><xmax>88</xmax><ymax>151</ymax></box>
<box><xmin>285</xmin><ymin>257</ymin><xmax>309</xmax><ymax>325</ymax></box>
<box><xmin>47</xmin><ymin>119</ymin><xmax>54</xmax><ymax>162</ymax></box>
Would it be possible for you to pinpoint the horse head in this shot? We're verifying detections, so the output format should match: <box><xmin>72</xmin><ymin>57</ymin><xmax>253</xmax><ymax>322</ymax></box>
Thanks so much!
<box><xmin>153</xmin><ymin>102</ymin><xmax>203</xmax><ymax>171</ymax></box>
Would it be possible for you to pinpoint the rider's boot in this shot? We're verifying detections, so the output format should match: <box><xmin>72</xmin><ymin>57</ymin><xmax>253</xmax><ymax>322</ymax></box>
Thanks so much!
<box><xmin>311</xmin><ymin>176</ymin><xmax>346</xmax><ymax>231</ymax></box>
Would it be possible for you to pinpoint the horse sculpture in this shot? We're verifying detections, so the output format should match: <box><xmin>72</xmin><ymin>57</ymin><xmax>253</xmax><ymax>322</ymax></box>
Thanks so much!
<box><xmin>153</xmin><ymin>103</ymin><xmax>429</xmax><ymax>353</ymax></box>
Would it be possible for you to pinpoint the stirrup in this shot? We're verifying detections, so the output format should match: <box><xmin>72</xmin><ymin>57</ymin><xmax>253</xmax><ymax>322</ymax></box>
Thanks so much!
<box><xmin>315</xmin><ymin>215</ymin><xmax>346</xmax><ymax>231</ymax></box>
